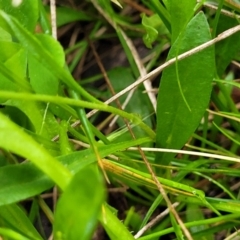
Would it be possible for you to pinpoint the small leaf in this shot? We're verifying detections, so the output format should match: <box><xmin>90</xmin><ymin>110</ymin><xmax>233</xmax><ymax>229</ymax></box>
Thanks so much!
<box><xmin>54</xmin><ymin>165</ymin><xmax>105</xmax><ymax>240</ymax></box>
<box><xmin>145</xmin><ymin>0</ymin><xmax>171</xmax><ymax>32</ymax></box>
<box><xmin>156</xmin><ymin>12</ymin><xmax>214</xmax><ymax>166</ymax></box>
<box><xmin>141</xmin><ymin>14</ymin><xmax>159</xmax><ymax>48</ymax></box>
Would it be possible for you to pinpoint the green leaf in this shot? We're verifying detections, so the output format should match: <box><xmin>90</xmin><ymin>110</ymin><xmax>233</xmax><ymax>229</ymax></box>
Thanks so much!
<box><xmin>108</xmin><ymin>67</ymin><xmax>152</xmax><ymax>143</ymax></box>
<box><xmin>142</xmin><ymin>0</ymin><xmax>171</xmax><ymax>32</ymax></box>
<box><xmin>0</xmin><ymin>163</ymin><xmax>53</xmax><ymax>206</ymax></box>
<box><xmin>0</xmin><ymin>41</ymin><xmax>22</xmax><ymax>62</ymax></box>
<box><xmin>0</xmin><ymin>72</ymin><xmax>18</xmax><ymax>103</ymax></box>
<box><xmin>0</xmin><ymin>91</ymin><xmax>156</xmax><ymax>139</ymax></box>
<box><xmin>59</xmin><ymin>120</ymin><xmax>73</xmax><ymax>155</ymax></box>
<box><xmin>4</xmin><ymin>99</ymin><xmax>60</xmax><ymax>138</ymax></box>
<box><xmin>0</xmin><ymin>228</ymin><xmax>31</xmax><ymax>240</ymax></box>
<box><xmin>54</xmin><ymin>165</ymin><xmax>105</xmax><ymax>240</ymax></box>
<box><xmin>167</xmin><ymin>0</ymin><xmax>196</xmax><ymax>43</ymax></box>
<box><xmin>35</xmin><ymin>34</ymin><xmax>65</xmax><ymax>67</ymax></box>
<box><xmin>0</xmin><ymin>112</ymin><xmax>71</xmax><ymax>190</ymax></box>
<box><xmin>0</xmin><ymin>40</ymin><xmax>59</xmax><ymax>138</ymax></box>
<box><xmin>0</xmin><ymin>204</ymin><xmax>43</xmax><ymax>239</ymax></box>
<box><xmin>55</xmin><ymin>6</ymin><xmax>92</xmax><ymax>27</ymax></box>
<box><xmin>0</xmin><ymin>137</ymin><xmax>151</xmax><ymax>206</ymax></box>
<box><xmin>215</xmin><ymin>15</ymin><xmax>240</xmax><ymax>76</ymax></box>
<box><xmin>156</xmin><ymin>12</ymin><xmax>214</xmax><ymax>166</ymax></box>
<box><xmin>4</xmin><ymin>47</ymin><xmax>27</xmax><ymax>79</ymax></box>
<box><xmin>0</xmin><ymin>42</ymin><xmax>30</xmax><ymax>96</ymax></box>
<box><xmin>0</xmin><ymin>27</ymin><xmax>11</xmax><ymax>41</ymax></box>
<box><xmin>141</xmin><ymin>13</ymin><xmax>168</xmax><ymax>49</ymax></box>
<box><xmin>99</xmin><ymin>204</ymin><xmax>135</xmax><ymax>240</ymax></box>
<box><xmin>28</xmin><ymin>55</ymin><xmax>59</xmax><ymax>95</ymax></box>
<box><xmin>0</xmin><ymin>0</ymin><xmax>39</xmax><ymax>32</ymax></box>
<box><xmin>28</xmin><ymin>34</ymin><xmax>65</xmax><ymax>95</ymax></box>
<box><xmin>0</xmin><ymin>10</ymin><xmax>100</xmax><ymax>104</ymax></box>
<box><xmin>141</xmin><ymin>14</ymin><xmax>159</xmax><ymax>48</ymax></box>
<box><xmin>186</xmin><ymin>203</ymin><xmax>214</xmax><ymax>240</ymax></box>
<box><xmin>170</xmin><ymin>213</ymin><xmax>183</xmax><ymax>240</ymax></box>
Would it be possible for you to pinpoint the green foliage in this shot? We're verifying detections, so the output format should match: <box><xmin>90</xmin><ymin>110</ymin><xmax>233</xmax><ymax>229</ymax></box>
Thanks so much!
<box><xmin>0</xmin><ymin>0</ymin><xmax>38</xmax><ymax>32</ymax></box>
<box><xmin>0</xmin><ymin>0</ymin><xmax>240</xmax><ymax>239</ymax></box>
<box><xmin>215</xmin><ymin>14</ymin><xmax>240</xmax><ymax>76</ymax></box>
<box><xmin>54</xmin><ymin>165</ymin><xmax>105</xmax><ymax>240</ymax></box>
<box><xmin>166</xmin><ymin>0</ymin><xmax>195</xmax><ymax>43</ymax></box>
<box><xmin>156</xmin><ymin>12</ymin><xmax>214</xmax><ymax>166</ymax></box>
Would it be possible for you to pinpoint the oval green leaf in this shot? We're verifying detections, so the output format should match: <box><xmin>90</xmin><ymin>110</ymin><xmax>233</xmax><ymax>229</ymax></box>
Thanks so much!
<box><xmin>156</xmin><ymin>12</ymin><xmax>214</xmax><ymax>166</ymax></box>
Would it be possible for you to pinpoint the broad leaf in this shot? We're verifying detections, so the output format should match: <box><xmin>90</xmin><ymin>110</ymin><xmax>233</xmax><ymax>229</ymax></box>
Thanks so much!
<box><xmin>156</xmin><ymin>12</ymin><xmax>214</xmax><ymax>166</ymax></box>
<box><xmin>54</xmin><ymin>165</ymin><xmax>105</xmax><ymax>240</ymax></box>
<box><xmin>0</xmin><ymin>26</ymin><xmax>11</xmax><ymax>41</ymax></box>
<box><xmin>28</xmin><ymin>34</ymin><xmax>64</xmax><ymax>95</ymax></box>
<box><xmin>0</xmin><ymin>0</ymin><xmax>39</xmax><ymax>32</ymax></box>
<box><xmin>0</xmin><ymin>41</ymin><xmax>59</xmax><ymax>138</ymax></box>
<box><xmin>167</xmin><ymin>0</ymin><xmax>196</xmax><ymax>43</ymax></box>
<box><xmin>0</xmin><ymin>10</ymin><xmax>100</xmax><ymax>104</ymax></box>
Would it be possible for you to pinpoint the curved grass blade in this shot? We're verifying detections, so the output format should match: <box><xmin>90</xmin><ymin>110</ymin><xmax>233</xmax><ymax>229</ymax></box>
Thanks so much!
<box><xmin>0</xmin><ymin>112</ymin><xmax>71</xmax><ymax>190</ymax></box>
<box><xmin>0</xmin><ymin>204</ymin><xmax>43</xmax><ymax>240</ymax></box>
<box><xmin>0</xmin><ymin>91</ymin><xmax>156</xmax><ymax>139</ymax></box>
<box><xmin>0</xmin><ymin>137</ymin><xmax>151</xmax><ymax>206</ymax></box>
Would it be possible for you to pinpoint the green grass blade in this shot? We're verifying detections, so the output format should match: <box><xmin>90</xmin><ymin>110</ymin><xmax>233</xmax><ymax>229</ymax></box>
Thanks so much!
<box><xmin>0</xmin><ymin>204</ymin><xmax>43</xmax><ymax>240</ymax></box>
<box><xmin>99</xmin><ymin>204</ymin><xmax>135</xmax><ymax>240</ymax></box>
<box><xmin>54</xmin><ymin>165</ymin><xmax>105</xmax><ymax>240</ymax></box>
<box><xmin>0</xmin><ymin>91</ymin><xmax>156</xmax><ymax>139</ymax></box>
<box><xmin>0</xmin><ymin>112</ymin><xmax>71</xmax><ymax>190</ymax></box>
<box><xmin>138</xmin><ymin>213</ymin><xmax>240</xmax><ymax>239</ymax></box>
<box><xmin>0</xmin><ymin>137</ymin><xmax>151</xmax><ymax>206</ymax></box>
